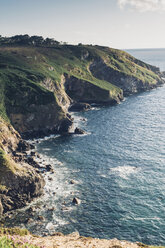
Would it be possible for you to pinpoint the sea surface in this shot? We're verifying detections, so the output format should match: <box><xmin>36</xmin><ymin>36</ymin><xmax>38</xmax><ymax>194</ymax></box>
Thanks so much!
<box><xmin>6</xmin><ymin>49</ymin><xmax>165</xmax><ymax>245</ymax></box>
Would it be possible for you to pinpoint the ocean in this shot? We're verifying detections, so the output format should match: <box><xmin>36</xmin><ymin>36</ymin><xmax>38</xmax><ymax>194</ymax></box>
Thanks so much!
<box><xmin>6</xmin><ymin>49</ymin><xmax>165</xmax><ymax>246</ymax></box>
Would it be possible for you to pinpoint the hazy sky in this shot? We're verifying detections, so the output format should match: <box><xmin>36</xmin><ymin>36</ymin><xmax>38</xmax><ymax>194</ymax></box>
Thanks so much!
<box><xmin>1</xmin><ymin>0</ymin><xmax>165</xmax><ymax>49</ymax></box>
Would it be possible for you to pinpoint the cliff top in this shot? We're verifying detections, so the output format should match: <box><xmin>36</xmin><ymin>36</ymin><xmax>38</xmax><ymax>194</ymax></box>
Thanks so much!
<box><xmin>0</xmin><ymin>229</ymin><xmax>163</xmax><ymax>248</ymax></box>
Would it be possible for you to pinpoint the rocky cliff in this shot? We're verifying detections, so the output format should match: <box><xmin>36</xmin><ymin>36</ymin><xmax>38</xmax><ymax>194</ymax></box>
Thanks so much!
<box><xmin>0</xmin><ymin>117</ymin><xmax>45</xmax><ymax>214</ymax></box>
<box><xmin>0</xmin><ymin>38</ymin><xmax>164</xmax><ymax>137</ymax></box>
<box><xmin>0</xmin><ymin>35</ymin><xmax>164</xmax><ymax>215</ymax></box>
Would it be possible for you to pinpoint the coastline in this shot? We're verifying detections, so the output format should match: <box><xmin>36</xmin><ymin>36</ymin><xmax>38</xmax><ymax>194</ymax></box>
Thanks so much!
<box><xmin>0</xmin><ymin>39</ymin><xmax>165</xmax><ymax>246</ymax></box>
<box><xmin>2</xmin><ymin>84</ymin><xmax>165</xmax><ymax>240</ymax></box>
<box><xmin>1</xmin><ymin>112</ymin><xmax>87</xmax><ymax>235</ymax></box>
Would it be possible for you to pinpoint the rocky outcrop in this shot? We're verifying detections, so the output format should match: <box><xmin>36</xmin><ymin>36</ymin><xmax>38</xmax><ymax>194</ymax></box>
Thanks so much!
<box><xmin>41</xmin><ymin>76</ymin><xmax>72</xmax><ymax>112</ymax></box>
<box><xmin>64</xmin><ymin>74</ymin><xmax>123</xmax><ymax>104</ymax></box>
<box><xmin>0</xmin><ymin>118</ymin><xmax>45</xmax><ymax>214</ymax></box>
<box><xmin>89</xmin><ymin>59</ymin><xmax>164</xmax><ymax>96</ymax></box>
<box><xmin>0</xmin><ymin>162</ymin><xmax>45</xmax><ymax>213</ymax></box>
<box><xmin>8</xmin><ymin>99</ymin><xmax>73</xmax><ymax>139</ymax></box>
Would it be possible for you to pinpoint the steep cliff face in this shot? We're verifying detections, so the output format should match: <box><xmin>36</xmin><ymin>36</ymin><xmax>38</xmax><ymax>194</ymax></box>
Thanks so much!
<box><xmin>41</xmin><ymin>76</ymin><xmax>71</xmax><ymax>112</ymax></box>
<box><xmin>64</xmin><ymin>74</ymin><xmax>123</xmax><ymax>104</ymax></box>
<box><xmin>0</xmin><ymin>41</ymin><xmax>164</xmax><ymax>139</ymax></box>
<box><xmin>9</xmin><ymin>103</ymin><xmax>72</xmax><ymax>138</ymax></box>
<box><xmin>0</xmin><ymin>117</ymin><xmax>20</xmax><ymax>153</ymax></box>
<box><xmin>0</xmin><ymin>149</ymin><xmax>45</xmax><ymax>212</ymax></box>
<box><xmin>89</xmin><ymin>55</ymin><xmax>163</xmax><ymax>96</ymax></box>
<box><xmin>0</xmin><ymin>118</ymin><xmax>45</xmax><ymax>214</ymax></box>
<box><xmin>0</xmin><ymin>69</ymin><xmax>73</xmax><ymax>138</ymax></box>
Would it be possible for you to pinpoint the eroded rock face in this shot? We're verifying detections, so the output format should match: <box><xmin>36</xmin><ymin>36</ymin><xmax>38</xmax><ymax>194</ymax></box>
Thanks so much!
<box><xmin>41</xmin><ymin>76</ymin><xmax>71</xmax><ymax>112</ymax></box>
<box><xmin>89</xmin><ymin>59</ymin><xmax>164</xmax><ymax>96</ymax></box>
<box><xmin>0</xmin><ymin>117</ymin><xmax>20</xmax><ymax>153</ymax></box>
<box><xmin>9</xmin><ymin>104</ymin><xmax>73</xmax><ymax>139</ymax></box>
<box><xmin>64</xmin><ymin>74</ymin><xmax>123</xmax><ymax>104</ymax></box>
<box><xmin>0</xmin><ymin>162</ymin><xmax>45</xmax><ymax>213</ymax></box>
<box><xmin>0</xmin><ymin>119</ymin><xmax>45</xmax><ymax>214</ymax></box>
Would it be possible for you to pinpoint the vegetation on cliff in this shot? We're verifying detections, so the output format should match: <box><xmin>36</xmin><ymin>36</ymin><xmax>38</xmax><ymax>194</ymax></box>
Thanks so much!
<box><xmin>0</xmin><ymin>35</ymin><xmax>164</xmax><ymax>133</ymax></box>
<box><xmin>0</xmin><ymin>228</ymin><xmax>164</xmax><ymax>248</ymax></box>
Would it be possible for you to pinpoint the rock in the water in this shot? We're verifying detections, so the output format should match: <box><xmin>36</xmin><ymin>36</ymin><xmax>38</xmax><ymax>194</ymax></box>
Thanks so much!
<box><xmin>74</xmin><ymin>128</ymin><xmax>85</xmax><ymax>135</ymax></box>
<box><xmin>59</xmin><ymin>117</ymin><xmax>73</xmax><ymax>134</ymax></box>
<box><xmin>70</xmin><ymin>180</ymin><xmax>76</xmax><ymax>184</ymax></box>
<box><xmin>30</xmin><ymin>151</ymin><xmax>36</xmax><ymax>156</ymax></box>
<box><xmin>72</xmin><ymin>197</ymin><xmax>81</xmax><ymax>205</ymax></box>
<box><xmin>48</xmin><ymin>207</ymin><xmax>55</xmax><ymax>211</ymax></box>
<box><xmin>46</xmin><ymin>164</ymin><xmax>54</xmax><ymax>172</ymax></box>
<box><xmin>69</xmin><ymin>102</ymin><xmax>91</xmax><ymax>112</ymax></box>
<box><xmin>37</xmin><ymin>215</ymin><xmax>45</xmax><ymax>221</ymax></box>
<box><xmin>25</xmin><ymin>157</ymin><xmax>40</xmax><ymax>168</ymax></box>
<box><xmin>17</xmin><ymin>140</ymin><xmax>35</xmax><ymax>152</ymax></box>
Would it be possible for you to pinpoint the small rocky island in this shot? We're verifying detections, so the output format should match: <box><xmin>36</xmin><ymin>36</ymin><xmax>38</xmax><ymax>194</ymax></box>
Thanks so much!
<box><xmin>0</xmin><ymin>35</ymin><xmax>164</xmax><ymax>247</ymax></box>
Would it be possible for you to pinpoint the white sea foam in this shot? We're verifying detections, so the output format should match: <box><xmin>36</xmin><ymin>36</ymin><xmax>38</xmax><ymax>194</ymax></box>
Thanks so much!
<box><xmin>134</xmin><ymin>217</ymin><xmax>160</xmax><ymax>221</ymax></box>
<box><xmin>91</xmin><ymin>107</ymin><xmax>101</xmax><ymax>111</ymax></box>
<box><xmin>110</xmin><ymin>165</ymin><xmax>139</xmax><ymax>179</ymax></box>
<box><xmin>73</xmin><ymin>132</ymin><xmax>91</xmax><ymax>137</ymax></box>
<box><xmin>46</xmin><ymin>222</ymin><xmax>55</xmax><ymax>231</ymax></box>
<box><xmin>27</xmin><ymin>134</ymin><xmax>60</xmax><ymax>143</ymax></box>
<box><xmin>52</xmin><ymin>213</ymin><xmax>70</xmax><ymax>226</ymax></box>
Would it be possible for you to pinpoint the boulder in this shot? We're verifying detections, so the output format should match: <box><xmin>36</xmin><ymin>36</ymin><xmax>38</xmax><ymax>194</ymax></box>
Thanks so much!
<box><xmin>37</xmin><ymin>215</ymin><xmax>45</xmax><ymax>221</ymax></box>
<box><xmin>30</xmin><ymin>151</ymin><xmax>36</xmax><ymax>156</ymax></box>
<box><xmin>25</xmin><ymin>157</ymin><xmax>40</xmax><ymax>168</ymax></box>
<box><xmin>59</xmin><ymin>118</ymin><xmax>73</xmax><ymax>133</ymax></box>
<box><xmin>74</xmin><ymin>128</ymin><xmax>86</xmax><ymax>135</ymax></box>
<box><xmin>46</xmin><ymin>164</ymin><xmax>53</xmax><ymax>172</ymax></box>
<box><xmin>72</xmin><ymin>197</ymin><xmax>81</xmax><ymax>205</ymax></box>
<box><xmin>70</xmin><ymin>179</ymin><xmax>76</xmax><ymax>184</ymax></box>
<box><xmin>17</xmin><ymin>140</ymin><xmax>35</xmax><ymax>152</ymax></box>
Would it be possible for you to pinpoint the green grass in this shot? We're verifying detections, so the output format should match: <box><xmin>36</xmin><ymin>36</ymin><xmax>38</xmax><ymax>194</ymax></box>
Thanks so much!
<box><xmin>0</xmin><ymin>236</ymin><xmax>40</xmax><ymax>248</ymax></box>
<box><xmin>0</xmin><ymin>228</ymin><xmax>43</xmax><ymax>248</ymax></box>
<box><xmin>0</xmin><ymin>228</ymin><xmax>29</xmax><ymax>236</ymax></box>
<box><xmin>0</xmin><ymin>43</ymin><xmax>162</xmax><ymax>122</ymax></box>
<box><xmin>0</xmin><ymin>148</ymin><xmax>20</xmax><ymax>186</ymax></box>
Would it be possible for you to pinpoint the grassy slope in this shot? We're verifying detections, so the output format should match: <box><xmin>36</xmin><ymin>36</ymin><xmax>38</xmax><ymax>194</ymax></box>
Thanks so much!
<box><xmin>0</xmin><ymin>44</ymin><xmax>161</xmax><ymax>120</ymax></box>
<box><xmin>85</xmin><ymin>45</ymin><xmax>160</xmax><ymax>84</ymax></box>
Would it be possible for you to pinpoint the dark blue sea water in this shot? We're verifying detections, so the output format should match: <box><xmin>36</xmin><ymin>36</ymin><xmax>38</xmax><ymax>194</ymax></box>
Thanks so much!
<box><xmin>7</xmin><ymin>49</ymin><xmax>165</xmax><ymax>245</ymax></box>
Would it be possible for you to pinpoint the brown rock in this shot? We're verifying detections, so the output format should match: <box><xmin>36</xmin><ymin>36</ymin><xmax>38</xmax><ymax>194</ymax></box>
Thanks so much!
<box><xmin>72</xmin><ymin>197</ymin><xmax>81</xmax><ymax>205</ymax></box>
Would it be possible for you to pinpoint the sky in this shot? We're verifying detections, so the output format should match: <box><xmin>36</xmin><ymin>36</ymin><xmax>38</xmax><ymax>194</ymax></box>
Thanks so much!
<box><xmin>0</xmin><ymin>0</ymin><xmax>165</xmax><ymax>49</ymax></box>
